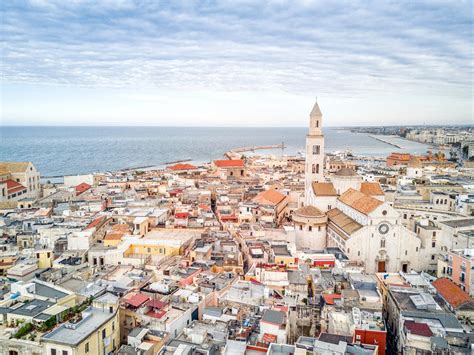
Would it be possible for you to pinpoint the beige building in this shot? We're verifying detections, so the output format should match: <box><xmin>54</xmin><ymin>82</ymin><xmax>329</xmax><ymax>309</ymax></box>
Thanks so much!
<box><xmin>304</xmin><ymin>100</ymin><xmax>325</xmax><ymax>203</ymax></box>
<box><xmin>0</xmin><ymin>162</ymin><xmax>41</xmax><ymax>200</ymax></box>
<box><xmin>42</xmin><ymin>293</ymin><xmax>120</xmax><ymax>355</ymax></box>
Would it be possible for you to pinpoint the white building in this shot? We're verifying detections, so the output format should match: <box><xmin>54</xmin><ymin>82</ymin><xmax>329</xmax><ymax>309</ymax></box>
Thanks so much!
<box><xmin>295</xmin><ymin>100</ymin><xmax>423</xmax><ymax>273</ymax></box>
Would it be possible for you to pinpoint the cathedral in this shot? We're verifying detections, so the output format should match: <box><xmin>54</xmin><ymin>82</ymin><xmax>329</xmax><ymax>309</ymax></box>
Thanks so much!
<box><xmin>294</xmin><ymin>100</ymin><xmax>423</xmax><ymax>274</ymax></box>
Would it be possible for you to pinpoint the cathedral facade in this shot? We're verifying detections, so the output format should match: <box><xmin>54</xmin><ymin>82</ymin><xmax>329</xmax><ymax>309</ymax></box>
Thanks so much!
<box><xmin>295</xmin><ymin>100</ymin><xmax>423</xmax><ymax>273</ymax></box>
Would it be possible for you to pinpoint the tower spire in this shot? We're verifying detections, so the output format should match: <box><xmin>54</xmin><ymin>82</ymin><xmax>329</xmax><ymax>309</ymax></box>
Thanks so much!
<box><xmin>305</xmin><ymin>98</ymin><xmax>325</xmax><ymax>204</ymax></box>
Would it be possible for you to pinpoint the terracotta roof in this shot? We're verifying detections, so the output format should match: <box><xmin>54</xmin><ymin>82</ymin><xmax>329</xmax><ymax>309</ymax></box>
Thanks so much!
<box><xmin>175</xmin><ymin>212</ymin><xmax>189</xmax><ymax>219</ymax></box>
<box><xmin>104</xmin><ymin>232</ymin><xmax>124</xmax><ymax>241</ymax></box>
<box><xmin>404</xmin><ymin>320</ymin><xmax>433</xmax><ymax>337</ymax></box>
<box><xmin>125</xmin><ymin>293</ymin><xmax>150</xmax><ymax>308</ymax></box>
<box><xmin>112</xmin><ymin>223</ymin><xmax>130</xmax><ymax>232</ymax></box>
<box><xmin>295</xmin><ymin>205</ymin><xmax>324</xmax><ymax>217</ymax></box>
<box><xmin>168</xmin><ymin>163</ymin><xmax>197</xmax><ymax>171</ymax></box>
<box><xmin>338</xmin><ymin>188</ymin><xmax>383</xmax><ymax>215</ymax></box>
<box><xmin>75</xmin><ymin>182</ymin><xmax>91</xmax><ymax>195</ymax></box>
<box><xmin>312</xmin><ymin>182</ymin><xmax>337</xmax><ymax>196</ymax></box>
<box><xmin>253</xmin><ymin>189</ymin><xmax>286</xmax><ymax>206</ymax></box>
<box><xmin>322</xmin><ymin>293</ymin><xmax>342</xmax><ymax>305</ymax></box>
<box><xmin>360</xmin><ymin>182</ymin><xmax>384</xmax><ymax>196</ymax></box>
<box><xmin>0</xmin><ymin>162</ymin><xmax>30</xmax><ymax>173</ymax></box>
<box><xmin>85</xmin><ymin>216</ymin><xmax>106</xmax><ymax>230</ymax></box>
<box><xmin>327</xmin><ymin>208</ymin><xmax>363</xmax><ymax>236</ymax></box>
<box><xmin>262</xmin><ymin>333</ymin><xmax>277</xmax><ymax>343</ymax></box>
<box><xmin>214</xmin><ymin>159</ymin><xmax>244</xmax><ymax>168</ymax></box>
<box><xmin>146</xmin><ymin>309</ymin><xmax>166</xmax><ymax>319</ymax></box>
<box><xmin>432</xmin><ymin>277</ymin><xmax>474</xmax><ymax>309</ymax></box>
<box><xmin>3</xmin><ymin>179</ymin><xmax>27</xmax><ymax>194</ymax></box>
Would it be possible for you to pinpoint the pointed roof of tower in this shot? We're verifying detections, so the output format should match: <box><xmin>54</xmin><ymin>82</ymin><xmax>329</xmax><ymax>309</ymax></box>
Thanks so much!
<box><xmin>408</xmin><ymin>155</ymin><xmax>422</xmax><ymax>168</ymax></box>
<box><xmin>310</xmin><ymin>98</ymin><xmax>322</xmax><ymax>117</ymax></box>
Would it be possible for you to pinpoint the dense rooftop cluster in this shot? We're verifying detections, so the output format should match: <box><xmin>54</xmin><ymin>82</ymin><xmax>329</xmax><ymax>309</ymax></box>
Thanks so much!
<box><xmin>1</xmin><ymin>103</ymin><xmax>474</xmax><ymax>354</ymax></box>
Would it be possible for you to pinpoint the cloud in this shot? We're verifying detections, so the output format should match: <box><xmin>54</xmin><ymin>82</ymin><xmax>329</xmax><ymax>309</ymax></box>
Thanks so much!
<box><xmin>0</xmin><ymin>1</ymin><xmax>472</xmax><ymax>104</ymax></box>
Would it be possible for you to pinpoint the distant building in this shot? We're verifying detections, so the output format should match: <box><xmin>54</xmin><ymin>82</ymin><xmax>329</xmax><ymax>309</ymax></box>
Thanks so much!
<box><xmin>0</xmin><ymin>161</ymin><xmax>41</xmax><ymax>200</ymax></box>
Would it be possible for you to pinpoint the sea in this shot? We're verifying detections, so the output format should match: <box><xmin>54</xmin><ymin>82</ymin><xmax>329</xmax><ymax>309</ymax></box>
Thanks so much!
<box><xmin>0</xmin><ymin>126</ymin><xmax>433</xmax><ymax>177</ymax></box>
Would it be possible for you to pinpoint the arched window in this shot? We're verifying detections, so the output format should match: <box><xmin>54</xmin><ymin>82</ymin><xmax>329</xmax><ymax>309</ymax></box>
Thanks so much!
<box><xmin>316</xmin><ymin>120</ymin><xmax>319</xmax><ymax>128</ymax></box>
<box><xmin>380</xmin><ymin>239</ymin><xmax>386</xmax><ymax>248</ymax></box>
<box><xmin>312</xmin><ymin>164</ymin><xmax>316</xmax><ymax>173</ymax></box>
<box><xmin>316</xmin><ymin>164</ymin><xmax>319</xmax><ymax>174</ymax></box>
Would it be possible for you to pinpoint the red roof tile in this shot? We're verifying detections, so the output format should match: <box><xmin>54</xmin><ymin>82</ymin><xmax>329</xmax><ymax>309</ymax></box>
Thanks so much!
<box><xmin>175</xmin><ymin>212</ymin><xmax>189</xmax><ymax>219</ymax></box>
<box><xmin>214</xmin><ymin>159</ymin><xmax>244</xmax><ymax>168</ymax></box>
<box><xmin>262</xmin><ymin>333</ymin><xmax>277</xmax><ymax>343</ymax></box>
<box><xmin>85</xmin><ymin>216</ymin><xmax>106</xmax><ymax>230</ymax></box>
<box><xmin>4</xmin><ymin>179</ymin><xmax>27</xmax><ymax>194</ymax></box>
<box><xmin>168</xmin><ymin>163</ymin><xmax>197</xmax><ymax>171</ymax></box>
<box><xmin>404</xmin><ymin>320</ymin><xmax>433</xmax><ymax>337</ymax></box>
<box><xmin>432</xmin><ymin>277</ymin><xmax>474</xmax><ymax>309</ymax></box>
<box><xmin>322</xmin><ymin>294</ymin><xmax>342</xmax><ymax>305</ymax></box>
<box><xmin>146</xmin><ymin>309</ymin><xmax>166</xmax><ymax>319</ymax></box>
<box><xmin>75</xmin><ymin>182</ymin><xmax>91</xmax><ymax>195</ymax></box>
<box><xmin>126</xmin><ymin>293</ymin><xmax>150</xmax><ymax>308</ymax></box>
<box><xmin>146</xmin><ymin>299</ymin><xmax>167</xmax><ymax>309</ymax></box>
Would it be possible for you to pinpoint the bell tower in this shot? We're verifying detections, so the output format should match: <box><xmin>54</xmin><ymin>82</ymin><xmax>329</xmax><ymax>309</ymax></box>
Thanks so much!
<box><xmin>305</xmin><ymin>99</ymin><xmax>325</xmax><ymax>204</ymax></box>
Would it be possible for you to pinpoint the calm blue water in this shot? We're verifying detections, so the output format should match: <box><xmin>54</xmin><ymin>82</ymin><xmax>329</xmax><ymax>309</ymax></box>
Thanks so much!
<box><xmin>0</xmin><ymin>127</ymin><xmax>432</xmax><ymax>176</ymax></box>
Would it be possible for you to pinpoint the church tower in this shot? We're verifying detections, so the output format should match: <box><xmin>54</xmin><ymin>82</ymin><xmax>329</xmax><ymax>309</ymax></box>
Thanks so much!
<box><xmin>305</xmin><ymin>99</ymin><xmax>325</xmax><ymax>204</ymax></box>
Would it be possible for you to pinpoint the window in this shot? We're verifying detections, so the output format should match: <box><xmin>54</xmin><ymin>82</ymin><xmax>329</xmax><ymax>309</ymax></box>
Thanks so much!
<box><xmin>312</xmin><ymin>145</ymin><xmax>320</xmax><ymax>155</ymax></box>
<box><xmin>110</xmin><ymin>306</ymin><xmax>114</xmax><ymax>314</ymax></box>
<box><xmin>318</xmin><ymin>225</ymin><xmax>321</xmax><ymax>232</ymax></box>
<box><xmin>51</xmin><ymin>350</ymin><xmax>56</xmax><ymax>355</ymax></box>
<box><xmin>308</xmin><ymin>226</ymin><xmax>312</xmax><ymax>232</ymax></box>
<box><xmin>431</xmin><ymin>255</ymin><xmax>435</xmax><ymax>260</ymax></box>
<box><xmin>316</xmin><ymin>120</ymin><xmax>319</xmax><ymax>128</ymax></box>
<box><xmin>380</xmin><ymin>239</ymin><xmax>386</xmax><ymax>248</ymax></box>
<box><xmin>147</xmin><ymin>248</ymin><xmax>151</xmax><ymax>253</ymax></box>
<box><xmin>382</xmin><ymin>210</ymin><xmax>387</xmax><ymax>216</ymax></box>
<box><xmin>432</xmin><ymin>241</ymin><xmax>436</xmax><ymax>248</ymax></box>
<box><xmin>405</xmin><ymin>250</ymin><xmax>408</xmax><ymax>255</ymax></box>
<box><xmin>432</xmin><ymin>231</ymin><xmax>436</xmax><ymax>237</ymax></box>
<box><xmin>358</xmin><ymin>251</ymin><xmax>360</xmax><ymax>256</ymax></box>
<box><xmin>102</xmin><ymin>329</ymin><xmax>106</xmax><ymax>339</ymax></box>
<box><xmin>62</xmin><ymin>351</ymin><xmax>68</xmax><ymax>355</ymax></box>
<box><xmin>85</xmin><ymin>342</ymin><xmax>89</xmax><ymax>353</ymax></box>
<box><xmin>403</xmin><ymin>213</ymin><xmax>407</xmax><ymax>219</ymax></box>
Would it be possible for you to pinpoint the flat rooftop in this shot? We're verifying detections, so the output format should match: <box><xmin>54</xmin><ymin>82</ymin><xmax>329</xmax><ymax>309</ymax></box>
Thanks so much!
<box><xmin>10</xmin><ymin>299</ymin><xmax>54</xmax><ymax>317</ymax></box>
<box><xmin>442</xmin><ymin>219</ymin><xmax>474</xmax><ymax>228</ymax></box>
<box><xmin>34</xmin><ymin>281</ymin><xmax>68</xmax><ymax>299</ymax></box>
<box><xmin>42</xmin><ymin>307</ymin><xmax>115</xmax><ymax>346</ymax></box>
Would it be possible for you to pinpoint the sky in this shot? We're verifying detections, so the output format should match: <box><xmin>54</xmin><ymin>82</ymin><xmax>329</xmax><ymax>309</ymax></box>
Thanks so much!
<box><xmin>0</xmin><ymin>0</ymin><xmax>472</xmax><ymax>127</ymax></box>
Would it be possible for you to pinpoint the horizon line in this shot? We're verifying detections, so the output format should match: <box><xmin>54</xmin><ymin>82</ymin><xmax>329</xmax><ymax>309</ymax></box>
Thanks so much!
<box><xmin>1</xmin><ymin>123</ymin><xmax>473</xmax><ymax>128</ymax></box>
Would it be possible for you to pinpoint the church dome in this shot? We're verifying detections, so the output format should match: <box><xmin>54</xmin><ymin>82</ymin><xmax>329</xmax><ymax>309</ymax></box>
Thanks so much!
<box><xmin>294</xmin><ymin>205</ymin><xmax>325</xmax><ymax>218</ymax></box>
<box><xmin>408</xmin><ymin>155</ymin><xmax>422</xmax><ymax>168</ymax></box>
<box><xmin>334</xmin><ymin>167</ymin><xmax>358</xmax><ymax>177</ymax></box>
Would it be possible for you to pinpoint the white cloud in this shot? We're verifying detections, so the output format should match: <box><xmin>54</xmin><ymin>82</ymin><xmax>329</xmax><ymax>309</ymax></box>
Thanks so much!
<box><xmin>0</xmin><ymin>0</ymin><xmax>472</xmax><ymax>125</ymax></box>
